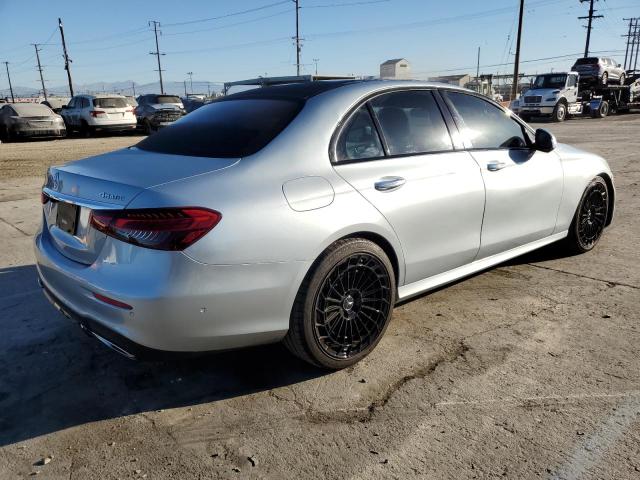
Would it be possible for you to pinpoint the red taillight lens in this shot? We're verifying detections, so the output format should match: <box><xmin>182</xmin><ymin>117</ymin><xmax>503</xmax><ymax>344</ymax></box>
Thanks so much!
<box><xmin>131</xmin><ymin>107</ymin><xmax>137</xmax><ymax>115</ymax></box>
<box><xmin>89</xmin><ymin>207</ymin><xmax>221</xmax><ymax>251</ymax></box>
<box><xmin>90</xmin><ymin>110</ymin><xmax>106</xmax><ymax>118</ymax></box>
<box><xmin>41</xmin><ymin>191</ymin><xmax>50</xmax><ymax>204</ymax></box>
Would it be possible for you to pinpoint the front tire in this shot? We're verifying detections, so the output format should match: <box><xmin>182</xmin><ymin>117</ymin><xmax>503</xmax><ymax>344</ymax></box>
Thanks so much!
<box><xmin>566</xmin><ymin>176</ymin><xmax>609</xmax><ymax>254</ymax></box>
<box><xmin>552</xmin><ymin>102</ymin><xmax>567</xmax><ymax>122</ymax></box>
<box><xmin>284</xmin><ymin>238</ymin><xmax>396</xmax><ymax>369</ymax></box>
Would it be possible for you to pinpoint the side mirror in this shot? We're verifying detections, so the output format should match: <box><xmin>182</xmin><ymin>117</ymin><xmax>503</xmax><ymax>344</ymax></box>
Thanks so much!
<box><xmin>535</xmin><ymin>128</ymin><xmax>557</xmax><ymax>153</ymax></box>
<box><xmin>618</xmin><ymin>64</ymin><xmax>622</xmax><ymax>68</ymax></box>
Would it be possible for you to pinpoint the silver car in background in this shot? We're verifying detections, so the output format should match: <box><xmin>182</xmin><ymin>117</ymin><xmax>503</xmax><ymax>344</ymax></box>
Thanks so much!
<box><xmin>0</xmin><ymin>103</ymin><xmax>66</xmax><ymax>141</ymax></box>
<box><xmin>35</xmin><ymin>80</ymin><xmax>614</xmax><ymax>369</ymax></box>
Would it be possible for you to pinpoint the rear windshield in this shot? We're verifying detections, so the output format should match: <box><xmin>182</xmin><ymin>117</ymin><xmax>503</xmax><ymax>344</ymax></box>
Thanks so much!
<box><xmin>93</xmin><ymin>97</ymin><xmax>128</xmax><ymax>108</ymax></box>
<box><xmin>136</xmin><ymin>98</ymin><xmax>303</xmax><ymax>158</ymax></box>
<box><xmin>154</xmin><ymin>95</ymin><xmax>181</xmax><ymax>104</ymax></box>
<box><xmin>12</xmin><ymin>103</ymin><xmax>53</xmax><ymax>116</ymax></box>
<box><xmin>574</xmin><ymin>57</ymin><xmax>599</xmax><ymax>65</ymax></box>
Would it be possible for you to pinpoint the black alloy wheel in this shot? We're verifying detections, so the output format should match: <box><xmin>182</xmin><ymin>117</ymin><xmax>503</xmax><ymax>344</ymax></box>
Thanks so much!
<box><xmin>284</xmin><ymin>238</ymin><xmax>396</xmax><ymax>369</ymax></box>
<box><xmin>567</xmin><ymin>176</ymin><xmax>610</xmax><ymax>253</ymax></box>
<box><xmin>313</xmin><ymin>252</ymin><xmax>392</xmax><ymax>360</ymax></box>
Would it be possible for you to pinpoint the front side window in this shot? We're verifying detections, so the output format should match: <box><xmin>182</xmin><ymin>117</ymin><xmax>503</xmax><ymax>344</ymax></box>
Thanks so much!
<box><xmin>137</xmin><ymin>98</ymin><xmax>303</xmax><ymax>158</ymax></box>
<box><xmin>370</xmin><ymin>90</ymin><xmax>453</xmax><ymax>155</ymax></box>
<box><xmin>444</xmin><ymin>91</ymin><xmax>528</xmax><ymax>150</ymax></box>
<box><xmin>80</xmin><ymin>98</ymin><xmax>89</xmax><ymax>109</ymax></box>
<box><xmin>336</xmin><ymin>106</ymin><xmax>384</xmax><ymax>161</ymax></box>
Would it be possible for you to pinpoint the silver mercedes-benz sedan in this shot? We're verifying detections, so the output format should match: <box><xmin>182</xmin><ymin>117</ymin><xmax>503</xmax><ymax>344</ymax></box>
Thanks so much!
<box><xmin>35</xmin><ymin>80</ymin><xmax>614</xmax><ymax>369</ymax></box>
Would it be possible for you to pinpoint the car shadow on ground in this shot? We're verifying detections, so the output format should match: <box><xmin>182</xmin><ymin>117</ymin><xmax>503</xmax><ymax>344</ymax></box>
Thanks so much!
<box><xmin>0</xmin><ymin>264</ymin><xmax>326</xmax><ymax>447</ymax></box>
<box><xmin>0</xmin><ymin>241</ymin><xmax>572</xmax><ymax>447</ymax></box>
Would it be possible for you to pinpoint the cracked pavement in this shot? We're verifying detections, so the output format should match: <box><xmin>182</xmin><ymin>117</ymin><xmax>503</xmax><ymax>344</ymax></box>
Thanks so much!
<box><xmin>0</xmin><ymin>116</ymin><xmax>639</xmax><ymax>479</ymax></box>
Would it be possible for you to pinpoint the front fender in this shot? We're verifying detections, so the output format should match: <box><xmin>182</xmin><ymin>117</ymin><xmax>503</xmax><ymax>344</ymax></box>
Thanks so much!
<box><xmin>554</xmin><ymin>143</ymin><xmax>615</xmax><ymax>233</ymax></box>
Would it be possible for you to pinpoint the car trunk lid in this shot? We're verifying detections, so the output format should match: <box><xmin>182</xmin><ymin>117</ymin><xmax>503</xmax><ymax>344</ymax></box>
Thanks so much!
<box><xmin>43</xmin><ymin>147</ymin><xmax>239</xmax><ymax>264</ymax></box>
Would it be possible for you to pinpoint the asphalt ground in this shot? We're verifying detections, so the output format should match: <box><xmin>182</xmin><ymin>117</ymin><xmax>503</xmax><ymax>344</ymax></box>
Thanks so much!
<box><xmin>0</xmin><ymin>114</ymin><xmax>638</xmax><ymax>479</ymax></box>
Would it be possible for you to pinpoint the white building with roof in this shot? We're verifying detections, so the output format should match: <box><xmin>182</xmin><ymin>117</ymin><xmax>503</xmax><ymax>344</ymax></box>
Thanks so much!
<box><xmin>380</xmin><ymin>59</ymin><xmax>411</xmax><ymax>79</ymax></box>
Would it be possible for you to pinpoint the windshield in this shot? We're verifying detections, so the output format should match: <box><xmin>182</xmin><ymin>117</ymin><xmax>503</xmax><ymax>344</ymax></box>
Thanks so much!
<box><xmin>532</xmin><ymin>74</ymin><xmax>567</xmax><ymax>89</ymax></box>
<box><xmin>12</xmin><ymin>103</ymin><xmax>54</xmax><ymax>116</ymax></box>
<box><xmin>574</xmin><ymin>57</ymin><xmax>599</xmax><ymax>66</ymax></box>
<box><xmin>137</xmin><ymin>98</ymin><xmax>303</xmax><ymax>158</ymax></box>
<box><xmin>93</xmin><ymin>97</ymin><xmax>128</xmax><ymax>108</ymax></box>
<box><xmin>154</xmin><ymin>95</ymin><xmax>182</xmax><ymax>104</ymax></box>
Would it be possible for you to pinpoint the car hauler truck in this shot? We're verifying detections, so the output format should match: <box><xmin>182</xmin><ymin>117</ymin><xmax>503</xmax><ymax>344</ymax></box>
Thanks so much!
<box><xmin>511</xmin><ymin>71</ymin><xmax>640</xmax><ymax>121</ymax></box>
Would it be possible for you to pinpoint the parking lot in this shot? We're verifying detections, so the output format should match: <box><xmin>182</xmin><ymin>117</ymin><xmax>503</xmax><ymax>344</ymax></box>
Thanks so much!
<box><xmin>0</xmin><ymin>115</ymin><xmax>639</xmax><ymax>479</ymax></box>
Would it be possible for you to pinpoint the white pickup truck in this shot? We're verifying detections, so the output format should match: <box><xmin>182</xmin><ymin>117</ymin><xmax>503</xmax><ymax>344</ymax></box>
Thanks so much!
<box><xmin>510</xmin><ymin>72</ymin><xmax>581</xmax><ymax>122</ymax></box>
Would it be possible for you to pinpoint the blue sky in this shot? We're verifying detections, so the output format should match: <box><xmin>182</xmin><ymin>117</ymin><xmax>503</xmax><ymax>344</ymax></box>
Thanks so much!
<box><xmin>0</xmin><ymin>0</ymin><xmax>637</xmax><ymax>94</ymax></box>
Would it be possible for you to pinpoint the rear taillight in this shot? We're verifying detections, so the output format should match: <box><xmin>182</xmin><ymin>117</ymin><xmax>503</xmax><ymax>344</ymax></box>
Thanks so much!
<box><xmin>90</xmin><ymin>110</ymin><xmax>106</xmax><ymax>118</ymax></box>
<box><xmin>89</xmin><ymin>207</ymin><xmax>221</xmax><ymax>251</ymax></box>
<box><xmin>41</xmin><ymin>191</ymin><xmax>50</xmax><ymax>204</ymax></box>
<box><xmin>131</xmin><ymin>107</ymin><xmax>137</xmax><ymax>115</ymax></box>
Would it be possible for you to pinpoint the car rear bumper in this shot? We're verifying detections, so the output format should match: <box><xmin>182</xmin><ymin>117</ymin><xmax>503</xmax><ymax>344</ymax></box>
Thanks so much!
<box><xmin>92</xmin><ymin>123</ymin><xmax>137</xmax><ymax>132</ymax></box>
<box><xmin>13</xmin><ymin>127</ymin><xmax>66</xmax><ymax>138</ymax></box>
<box><xmin>34</xmin><ymin>221</ymin><xmax>309</xmax><ymax>355</ymax></box>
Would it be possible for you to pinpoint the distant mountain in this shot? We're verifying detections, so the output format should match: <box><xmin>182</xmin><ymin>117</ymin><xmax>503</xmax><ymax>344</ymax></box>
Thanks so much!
<box><xmin>1</xmin><ymin>80</ymin><xmax>221</xmax><ymax>99</ymax></box>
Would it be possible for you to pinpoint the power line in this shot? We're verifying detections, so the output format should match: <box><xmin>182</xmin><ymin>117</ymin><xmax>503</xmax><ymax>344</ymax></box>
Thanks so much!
<box><xmin>162</xmin><ymin>0</ymin><xmax>290</xmax><ymax>27</ymax></box>
<box><xmin>579</xmin><ymin>0</ymin><xmax>604</xmax><ymax>57</ymax></box>
<box><xmin>149</xmin><ymin>20</ymin><xmax>165</xmax><ymax>94</ymax></box>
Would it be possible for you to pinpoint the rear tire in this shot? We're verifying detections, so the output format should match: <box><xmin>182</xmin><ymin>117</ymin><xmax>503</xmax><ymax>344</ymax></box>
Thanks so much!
<box><xmin>591</xmin><ymin>100</ymin><xmax>609</xmax><ymax>119</ymax></box>
<box><xmin>565</xmin><ymin>176</ymin><xmax>609</xmax><ymax>254</ymax></box>
<box><xmin>80</xmin><ymin>121</ymin><xmax>93</xmax><ymax>138</ymax></box>
<box><xmin>284</xmin><ymin>238</ymin><xmax>396</xmax><ymax>369</ymax></box>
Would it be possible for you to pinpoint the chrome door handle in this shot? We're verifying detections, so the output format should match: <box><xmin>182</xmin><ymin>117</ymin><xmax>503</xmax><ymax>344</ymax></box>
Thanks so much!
<box><xmin>487</xmin><ymin>161</ymin><xmax>507</xmax><ymax>172</ymax></box>
<box><xmin>375</xmin><ymin>176</ymin><xmax>406</xmax><ymax>192</ymax></box>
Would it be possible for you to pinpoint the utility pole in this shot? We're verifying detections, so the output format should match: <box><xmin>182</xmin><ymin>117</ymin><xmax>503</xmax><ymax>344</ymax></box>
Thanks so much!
<box><xmin>3</xmin><ymin>62</ymin><xmax>15</xmax><ymax>102</ymax></box>
<box><xmin>184</xmin><ymin>80</ymin><xmax>187</xmax><ymax>96</ymax></box>
<box><xmin>187</xmin><ymin>71</ymin><xmax>193</xmax><ymax>94</ymax></box>
<box><xmin>32</xmin><ymin>44</ymin><xmax>48</xmax><ymax>102</ymax></box>
<box><xmin>132</xmin><ymin>81</ymin><xmax>136</xmax><ymax>96</ymax></box>
<box><xmin>149</xmin><ymin>20</ymin><xmax>165</xmax><ymax>94</ymax></box>
<box><xmin>294</xmin><ymin>0</ymin><xmax>301</xmax><ymax>76</ymax></box>
<box><xmin>313</xmin><ymin>58</ymin><xmax>319</xmax><ymax>75</ymax></box>
<box><xmin>58</xmin><ymin>18</ymin><xmax>74</xmax><ymax>97</ymax></box>
<box><xmin>623</xmin><ymin>18</ymin><xmax>635</xmax><ymax>70</ymax></box>
<box><xmin>476</xmin><ymin>46</ymin><xmax>481</xmax><ymax>93</ymax></box>
<box><xmin>633</xmin><ymin>21</ymin><xmax>640</xmax><ymax>71</ymax></box>
<box><xmin>511</xmin><ymin>0</ymin><xmax>525</xmax><ymax>100</ymax></box>
<box><xmin>206</xmin><ymin>82</ymin><xmax>211</xmax><ymax>97</ymax></box>
<box><xmin>579</xmin><ymin>0</ymin><xmax>603</xmax><ymax>58</ymax></box>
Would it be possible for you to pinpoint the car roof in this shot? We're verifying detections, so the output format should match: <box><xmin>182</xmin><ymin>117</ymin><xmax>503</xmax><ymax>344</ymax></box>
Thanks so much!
<box><xmin>222</xmin><ymin>79</ymin><xmax>466</xmax><ymax>102</ymax></box>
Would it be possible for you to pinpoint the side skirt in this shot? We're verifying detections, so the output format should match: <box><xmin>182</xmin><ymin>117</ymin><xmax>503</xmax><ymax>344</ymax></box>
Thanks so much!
<box><xmin>398</xmin><ymin>231</ymin><xmax>568</xmax><ymax>302</ymax></box>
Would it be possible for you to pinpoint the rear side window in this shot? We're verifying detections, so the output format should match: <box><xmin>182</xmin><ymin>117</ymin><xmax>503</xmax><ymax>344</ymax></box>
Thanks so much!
<box><xmin>336</xmin><ymin>106</ymin><xmax>384</xmax><ymax>161</ymax></box>
<box><xmin>444</xmin><ymin>91</ymin><xmax>528</xmax><ymax>150</ymax></box>
<box><xmin>94</xmin><ymin>97</ymin><xmax>128</xmax><ymax>108</ymax></box>
<box><xmin>370</xmin><ymin>90</ymin><xmax>453</xmax><ymax>155</ymax></box>
<box><xmin>137</xmin><ymin>98</ymin><xmax>303</xmax><ymax>158</ymax></box>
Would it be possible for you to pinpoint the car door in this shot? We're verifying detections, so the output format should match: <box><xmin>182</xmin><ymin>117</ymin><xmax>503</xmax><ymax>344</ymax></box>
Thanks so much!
<box><xmin>333</xmin><ymin>89</ymin><xmax>486</xmax><ymax>285</ymax></box>
<box><xmin>441</xmin><ymin>90</ymin><xmax>563</xmax><ymax>259</ymax></box>
<box><xmin>566</xmin><ymin>74</ymin><xmax>578</xmax><ymax>104</ymax></box>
